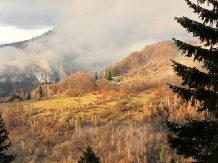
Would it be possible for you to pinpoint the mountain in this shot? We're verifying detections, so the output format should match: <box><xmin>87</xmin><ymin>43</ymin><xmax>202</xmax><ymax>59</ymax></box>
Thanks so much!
<box><xmin>0</xmin><ymin>29</ymin><xmax>61</xmax><ymax>97</ymax></box>
<box><xmin>0</xmin><ymin>26</ymin><xmax>113</xmax><ymax>87</ymax></box>
<box><xmin>0</xmin><ymin>28</ymin><xmax>65</xmax><ymax>82</ymax></box>
<box><xmin>0</xmin><ymin>37</ymin><xmax>186</xmax><ymax>98</ymax></box>
<box><xmin>104</xmin><ymin>40</ymin><xmax>180</xmax><ymax>78</ymax></box>
<box><xmin>0</xmin><ymin>29</ymin><xmax>54</xmax><ymax>49</ymax></box>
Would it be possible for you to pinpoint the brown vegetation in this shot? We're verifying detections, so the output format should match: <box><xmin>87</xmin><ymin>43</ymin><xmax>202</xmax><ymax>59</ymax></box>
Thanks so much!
<box><xmin>104</xmin><ymin>40</ymin><xmax>179</xmax><ymax>77</ymax></box>
<box><xmin>0</xmin><ymin>39</ymin><xmax>207</xmax><ymax>162</ymax></box>
<box><xmin>1</xmin><ymin>86</ymin><xmax>213</xmax><ymax>162</ymax></box>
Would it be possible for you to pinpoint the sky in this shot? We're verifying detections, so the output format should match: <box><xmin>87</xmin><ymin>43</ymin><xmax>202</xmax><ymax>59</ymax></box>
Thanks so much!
<box><xmin>0</xmin><ymin>0</ymin><xmax>200</xmax><ymax>75</ymax></box>
<box><xmin>0</xmin><ymin>0</ymin><xmax>196</xmax><ymax>44</ymax></box>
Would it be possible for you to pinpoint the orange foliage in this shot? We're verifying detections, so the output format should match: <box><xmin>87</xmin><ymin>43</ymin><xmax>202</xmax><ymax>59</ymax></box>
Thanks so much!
<box><xmin>56</xmin><ymin>72</ymin><xmax>96</xmax><ymax>96</ymax></box>
<box><xmin>104</xmin><ymin>40</ymin><xmax>178</xmax><ymax>76</ymax></box>
<box><xmin>97</xmin><ymin>79</ymin><xmax>117</xmax><ymax>93</ymax></box>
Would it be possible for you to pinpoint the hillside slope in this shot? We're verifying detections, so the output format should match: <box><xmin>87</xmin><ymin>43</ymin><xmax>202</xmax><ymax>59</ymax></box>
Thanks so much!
<box><xmin>106</xmin><ymin>40</ymin><xmax>180</xmax><ymax>77</ymax></box>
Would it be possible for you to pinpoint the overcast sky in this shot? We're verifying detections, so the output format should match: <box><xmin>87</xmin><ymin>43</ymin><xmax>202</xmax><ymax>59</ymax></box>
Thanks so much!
<box><xmin>0</xmin><ymin>0</ymin><xmax>197</xmax><ymax>44</ymax></box>
<box><xmin>0</xmin><ymin>0</ymin><xmax>201</xmax><ymax>74</ymax></box>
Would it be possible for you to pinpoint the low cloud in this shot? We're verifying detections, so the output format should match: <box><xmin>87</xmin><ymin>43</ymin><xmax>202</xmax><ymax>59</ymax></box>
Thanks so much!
<box><xmin>0</xmin><ymin>0</ymin><xmax>198</xmax><ymax>76</ymax></box>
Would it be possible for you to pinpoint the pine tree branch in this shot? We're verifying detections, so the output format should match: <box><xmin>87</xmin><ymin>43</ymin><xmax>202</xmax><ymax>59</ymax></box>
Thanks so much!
<box><xmin>175</xmin><ymin>17</ymin><xmax>218</xmax><ymax>46</ymax></box>
<box><xmin>203</xmin><ymin>61</ymin><xmax>218</xmax><ymax>75</ymax></box>
<box><xmin>166</xmin><ymin>119</ymin><xmax>218</xmax><ymax>161</ymax></box>
<box><xmin>197</xmin><ymin>0</ymin><xmax>218</xmax><ymax>7</ymax></box>
<box><xmin>167</xmin><ymin>83</ymin><xmax>218</xmax><ymax>113</ymax></box>
<box><xmin>167</xmin><ymin>84</ymin><xmax>194</xmax><ymax>101</ymax></box>
<box><xmin>173</xmin><ymin>38</ymin><xmax>218</xmax><ymax>63</ymax></box>
<box><xmin>186</xmin><ymin>0</ymin><xmax>218</xmax><ymax>25</ymax></box>
<box><xmin>171</xmin><ymin>59</ymin><xmax>210</xmax><ymax>88</ymax></box>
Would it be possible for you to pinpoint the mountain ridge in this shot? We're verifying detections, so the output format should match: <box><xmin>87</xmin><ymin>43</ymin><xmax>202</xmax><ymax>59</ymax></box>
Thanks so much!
<box><xmin>0</xmin><ymin>29</ymin><xmax>54</xmax><ymax>49</ymax></box>
<box><xmin>104</xmin><ymin>40</ymin><xmax>180</xmax><ymax>77</ymax></box>
<box><xmin>0</xmin><ymin>38</ymin><xmax>184</xmax><ymax>99</ymax></box>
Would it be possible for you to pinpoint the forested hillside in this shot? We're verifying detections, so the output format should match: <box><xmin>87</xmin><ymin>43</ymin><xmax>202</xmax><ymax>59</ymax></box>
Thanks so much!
<box><xmin>105</xmin><ymin>40</ymin><xmax>180</xmax><ymax>77</ymax></box>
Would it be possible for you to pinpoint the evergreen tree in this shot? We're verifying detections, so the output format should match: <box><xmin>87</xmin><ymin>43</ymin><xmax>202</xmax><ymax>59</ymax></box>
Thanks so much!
<box><xmin>0</xmin><ymin>115</ymin><xmax>16</xmax><ymax>162</ymax></box>
<box><xmin>95</xmin><ymin>72</ymin><xmax>98</xmax><ymax>80</ymax></box>
<box><xmin>25</xmin><ymin>92</ymin><xmax>31</xmax><ymax>100</ymax></box>
<box><xmin>78</xmin><ymin>146</ymin><xmax>101</xmax><ymax>163</ymax></box>
<box><xmin>159</xmin><ymin>146</ymin><xmax>165</xmax><ymax>163</ymax></box>
<box><xmin>166</xmin><ymin>0</ymin><xmax>218</xmax><ymax>162</ymax></box>
<box><xmin>9</xmin><ymin>92</ymin><xmax>20</xmax><ymax>102</ymax></box>
<box><xmin>36</xmin><ymin>85</ymin><xmax>43</xmax><ymax>98</ymax></box>
<box><xmin>170</xmin><ymin>159</ymin><xmax>176</xmax><ymax>163</ymax></box>
<box><xmin>76</xmin><ymin>116</ymin><xmax>82</xmax><ymax>133</ymax></box>
<box><xmin>105</xmin><ymin>68</ymin><xmax>112</xmax><ymax>80</ymax></box>
<box><xmin>111</xmin><ymin>69</ymin><xmax>115</xmax><ymax>77</ymax></box>
<box><xmin>107</xmin><ymin>70</ymin><xmax>112</xmax><ymax>80</ymax></box>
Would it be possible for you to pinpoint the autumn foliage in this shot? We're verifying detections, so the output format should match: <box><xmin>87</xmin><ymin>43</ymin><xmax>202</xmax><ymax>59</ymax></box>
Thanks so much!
<box><xmin>105</xmin><ymin>40</ymin><xmax>179</xmax><ymax>76</ymax></box>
